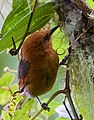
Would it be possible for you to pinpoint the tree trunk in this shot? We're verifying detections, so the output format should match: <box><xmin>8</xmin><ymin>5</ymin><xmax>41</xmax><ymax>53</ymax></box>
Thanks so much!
<box><xmin>53</xmin><ymin>0</ymin><xmax>94</xmax><ymax>119</ymax></box>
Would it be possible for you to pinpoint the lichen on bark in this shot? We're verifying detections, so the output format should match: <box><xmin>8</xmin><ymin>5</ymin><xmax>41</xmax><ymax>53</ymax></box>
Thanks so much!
<box><xmin>53</xmin><ymin>0</ymin><xmax>94</xmax><ymax>119</ymax></box>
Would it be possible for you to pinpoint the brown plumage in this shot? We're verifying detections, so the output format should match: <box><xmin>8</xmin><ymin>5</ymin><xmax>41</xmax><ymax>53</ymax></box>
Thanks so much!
<box><xmin>18</xmin><ymin>26</ymin><xmax>59</xmax><ymax>97</ymax></box>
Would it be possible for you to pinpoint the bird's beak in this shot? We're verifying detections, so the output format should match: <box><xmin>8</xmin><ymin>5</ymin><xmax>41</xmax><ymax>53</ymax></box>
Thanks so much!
<box><xmin>43</xmin><ymin>25</ymin><xmax>59</xmax><ymax>41</ymax></box>
<box><xmin>49</xmin><ymin>25</ymin><xmax>59</xmax><ymax>36</ymax></box>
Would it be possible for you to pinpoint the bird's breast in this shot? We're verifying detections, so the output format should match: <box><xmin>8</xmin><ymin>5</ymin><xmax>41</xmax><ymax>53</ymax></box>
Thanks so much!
<box><xmin>18</xmin><ymin>49</ymin><xmax>59</xmax><ymax>97</ymax></box>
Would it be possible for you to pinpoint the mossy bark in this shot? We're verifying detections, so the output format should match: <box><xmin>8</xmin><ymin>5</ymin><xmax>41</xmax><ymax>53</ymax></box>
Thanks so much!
<box><xmin>53</xmin><ymin>0</ymin><xmax>94</xmax><ymax>119</ymax></box>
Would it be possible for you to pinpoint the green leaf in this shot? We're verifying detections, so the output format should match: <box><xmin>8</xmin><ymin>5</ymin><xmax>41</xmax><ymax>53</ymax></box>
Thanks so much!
<box><xmin>0</xmin><ymin>72</ymin><xmax>14</xmax><ymax>86</ymax></box>
<box><xmin>56</xmin><ymin>118</ymin><xmax>70</xmax><ymax>120</ymax></box>
<box><xmin>12</xmin><ymin>0</ymin><xmax>33</xmax><ymax>10</ymax></box>
<box><xmin>2</xmin><ymin>111</ymin><xmax>10</xmax><ymax>120</ymax></box>
<box><xmin>13</xmin><ymin>99</ymin><xmax>34</xmax><ymax>120</ymax></box>
<box><xmin>1</xmin><ymin>0</ymin><xmax>33</xmax><ymax>34</ymax></box>
<box><xmin>0</xmin><ymin>72</ymin><xmax>14</xmax><ymax>105</ymax></box>
<box><xmin>86</xmin><ymin>0</ymin><xmax>94</xmax><ymax>10</ymax></box>
<box><xmin>7</xmin><ymin>94</ymin><xmax>23</xmax><ymax>119</ymax></box>
<box><xmin>52</xmin><ymin>28</ymin><xmax>68</xmax><ymax>60</ymax></box>
<box><xmin>0</xmin><ymin>2</ymin><xmax>55</xmax><ymax>53</ymax></box>
<box><xmin>2</xmin><ymin>94</ymin><xmax>23</xmax><ymax>120</ymax></box>
<box><xmin>2</xmin><ymin>94</ymin><xmax>34</xmax><ymax>120</ymax></box>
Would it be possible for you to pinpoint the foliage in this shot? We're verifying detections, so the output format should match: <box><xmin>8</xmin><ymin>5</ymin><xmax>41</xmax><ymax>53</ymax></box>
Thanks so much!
<box><xmin>86</xmin><ymin>0</ymin><xmax>94</xmax><ymax>10</ymax></box>
<box><xmin>1</xmin><ymin>0</ymin><xmax>93</xmax><ymax>119</ymax></box>
<box><xmin>0</xmin><ymin>72</ymin><xmax>15</xmax><ymax>105</ymax></box>
<box><xmin>0</xmin><ymin>0</ymin><xmax>68</xmax><ymax>120</ymax></box>
<box><xmin>0</xmin><ymin>1</ymin><xmax>55</xmax><ymax>53</ymax></box>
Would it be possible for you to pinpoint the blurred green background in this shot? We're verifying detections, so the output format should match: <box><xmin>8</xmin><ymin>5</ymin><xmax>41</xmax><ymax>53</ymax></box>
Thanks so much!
<box><xmin>0</xmin><ymin>0</ymin><xmax>94</xmax><ymax>120</ymax></box>
<box><xmin>0</xmin><ymin>0</ymin><xmax>18</xmax><ymax>78</ymax></box>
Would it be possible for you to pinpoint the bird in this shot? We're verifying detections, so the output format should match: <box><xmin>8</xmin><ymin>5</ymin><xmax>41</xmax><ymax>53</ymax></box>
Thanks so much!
<box><xmin>17</xmin><ymin>25</ymin><xmax>59</xmax><ymax>110</ymax></box>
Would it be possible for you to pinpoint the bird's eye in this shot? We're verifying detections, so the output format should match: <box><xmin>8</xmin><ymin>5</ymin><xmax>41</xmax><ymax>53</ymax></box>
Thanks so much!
<box><xmin>43</xmin><ymin>33</ymin><xmax>50</xmax><ymax>42</ymax></box>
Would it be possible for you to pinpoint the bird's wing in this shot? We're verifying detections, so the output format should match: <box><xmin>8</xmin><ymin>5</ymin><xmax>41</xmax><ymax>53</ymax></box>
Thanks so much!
<box><xmin>18</xmin><ymin>59</ymin><xmax>31</xmax><ymax>79</ymax></box>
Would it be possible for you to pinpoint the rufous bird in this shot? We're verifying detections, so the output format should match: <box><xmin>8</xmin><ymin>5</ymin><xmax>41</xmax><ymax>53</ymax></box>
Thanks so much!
<box><xmin>17</xmin><ymin>25</ymin><xmax>59</xmax><ymax>109</ymax></box>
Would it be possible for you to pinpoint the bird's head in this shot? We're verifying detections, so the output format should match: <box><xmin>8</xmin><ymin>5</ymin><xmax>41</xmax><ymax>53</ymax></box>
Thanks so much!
<box><xmin>21</xmin><ymin>25</ymin><xmax>59</xmax><ymax>51</ymax></box>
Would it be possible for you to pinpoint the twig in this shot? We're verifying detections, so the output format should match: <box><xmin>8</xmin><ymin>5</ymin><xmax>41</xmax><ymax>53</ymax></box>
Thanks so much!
<box><xmin>59</xmin><ymin>25</ymin><xmax>91</xmax><ymax>56</ymax></box>
<box><xmin>31</xmin><ymin>68</ymin><xmax>82</xmax><ymax>120</ymax></box>
<box><xmin>0</xmin><ymin>0</ymin><xmax>5</xmax><ymax>20</ymax></box>
<box><xmin>31</xmin><ymin>90</ymin><xmax>66</xmax><ymax>120</ymax></box>
<box><xmin>73</xmin><ymin>0</ymin><xmax>92</xmax><ymax>14</ymax></box>
<box><xmin>63</xmin><ymin>97</ymin><xmax>73</xmax><ymax>120</ymax></box>
<box><xmin>65</xmin><ymin>68</ymin><xmax>82</xmax><ymax>120</ymax></box>
<box><xmin>9</xmin><ymin>0</ymin><xmax>38</xmax><ymax>55</ymax></box>
<box><xmin>73</xmin><ymin>0</ymin><xmax>94</xmax><ymax>26</ymax></box>
<box><xmin>0</xmin><ymin>11</ymin><xmax>5</xmax><ymax>20</ymax></box>
<box><xmin>17</xmin><ymin>0</ymin><xmax>38</xmax><ymax>51</ymax></box>
<box><xmin>1</xmin><ymin>86</ymin><xmax>13</xmax><ymax>95</ymax></box>
<box><xmin>4</xmin><ymin>67</ymin><xmax>17</xmax><ymax>73</ymax></box>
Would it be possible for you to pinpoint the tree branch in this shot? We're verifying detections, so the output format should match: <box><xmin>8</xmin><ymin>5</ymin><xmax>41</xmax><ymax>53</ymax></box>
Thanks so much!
<box><xmin>73</xmin><ymin>0</ymin><xmax>94</xmax><ymax>26</ymax></box>
<box><xmin>74</xmin><ymin>0</ymin><xmax>92</xmax><ymax>14</ymax></box>
<box><xmin>63</xmin><ymin>97</ymin><xmax>73</xmax><ymax>120</ymax></box>
<box><xmin>31</xmin><ymin>68</ymin><xmax>82</xmax><ymax>120</ymax></box>
<box><xmin>31</xmin><ymin>90</ymin><xmax>66</xmax><ymax>120</ymax></box>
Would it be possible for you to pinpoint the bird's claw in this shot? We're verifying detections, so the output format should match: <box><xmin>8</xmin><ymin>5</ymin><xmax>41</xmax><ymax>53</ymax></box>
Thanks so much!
<box><xmin>41</xmin><ymin>103</ymin><xmax>50</xmax><ymax>111</ymax></box>
<box><xmin>9</xmin><ymin>48</ymin><xmax>19</xmax><ymax>56</ymax></box>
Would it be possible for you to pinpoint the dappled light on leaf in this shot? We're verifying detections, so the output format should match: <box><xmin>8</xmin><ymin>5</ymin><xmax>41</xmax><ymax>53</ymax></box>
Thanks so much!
<box><xmin>0</xmin><ymin>2</ymin><xmax>55</xmax><ymax>53</ymax></box>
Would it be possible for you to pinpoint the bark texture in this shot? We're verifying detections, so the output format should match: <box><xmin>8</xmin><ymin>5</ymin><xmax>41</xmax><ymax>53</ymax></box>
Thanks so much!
<box><xmin>52</xmin><ymin>0</ymin><xmax>94</xmax><ymax>119</ymax></box>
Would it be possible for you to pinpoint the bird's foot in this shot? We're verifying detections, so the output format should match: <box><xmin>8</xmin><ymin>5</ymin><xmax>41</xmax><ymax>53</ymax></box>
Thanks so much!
<box><xmin>41</xmin><ymin>103</ymin><xmax>50</xmax><ymax>111</ymax></box>
<box><xmin>36</xmin><ymin>97</ymin><xmax>50</xmax><ymax>111</ymax></box>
